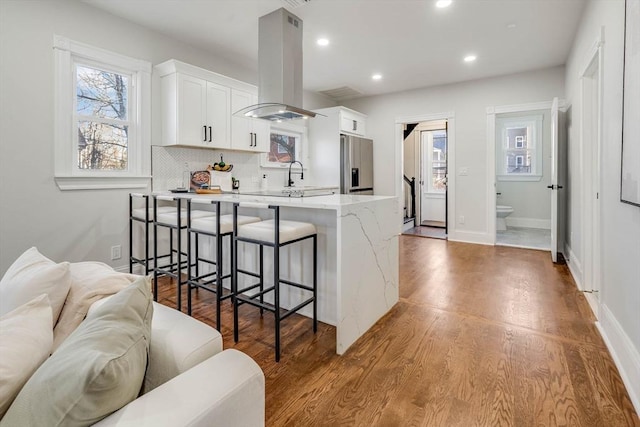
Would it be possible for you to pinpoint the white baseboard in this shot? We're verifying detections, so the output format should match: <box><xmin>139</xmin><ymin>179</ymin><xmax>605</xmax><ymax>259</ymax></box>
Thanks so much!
<box><xmin>402</xmin><ymin>220</ymin><xmax>415</xmax><ymax>232</ymax></box>
<box><xmin>505</xmin><ymin>217</ymin><xmax>551</xmax><ymax>229</ymax></box>
<box><xmin>564</xmin><ymin>244</ymin><xmax>639</xmax><ymax>414</ymax></box>
<box><xmin>597</xmin><ymin>305</ymin><xmax>640</xmax><ymax>415</ymax></box>
<box><xmin>564</xmin><ymin>243</ymin><xmax>583</xmax><ymax>288</ymax></box>
<box><xmin>113</xmin><ymin>264</ymin><xmax>130</xmax><ymax>273</ymax></box>
<box><xmin>448</xmin><ymin>230</ymin><xmax>493</xmax><ymax>245</ymax></box>
<box><xmin>564</xmin><ymin>243</ymin><xmax>598</xmax><ymax>317</ymax></box>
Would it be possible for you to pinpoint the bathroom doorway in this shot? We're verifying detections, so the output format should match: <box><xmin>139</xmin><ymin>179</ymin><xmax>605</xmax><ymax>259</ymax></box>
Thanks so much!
<box><xmin>492</xmin><ymin>106</ymin><xmax>553</xmax><ymax>251</ymax></box>
<box><xmin>488</xmin><ymin>100</ymin><xmax>567</xmax><ymax>254</ymax></box>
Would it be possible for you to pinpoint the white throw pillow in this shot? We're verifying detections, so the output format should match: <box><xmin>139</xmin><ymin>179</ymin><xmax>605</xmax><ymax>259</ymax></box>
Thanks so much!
<box><xmin>0</xmin><ymin>294</ymin><xmax>53</xmax><ymax>419</ymax></box>
<box><xmin>0</xmin><ymin>247</ymin><xmax>71</xmax><ymax>324</ymax></box>
<box><xmin>52</xmin><ymin>262</ymin><xmax>139</xmax><ymax>351</ymax></box>
<box><xmin>1</xmin><ymin>277</ymin><xmax>153</xmax><ymax>427</ymax></box>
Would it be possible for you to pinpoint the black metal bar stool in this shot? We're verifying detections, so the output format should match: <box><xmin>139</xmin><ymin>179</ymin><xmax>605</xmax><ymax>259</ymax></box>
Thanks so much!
<box><xmin>186</xmin><ymin>198</ymin><xmax>260</xmax><ymax>330</ymax></box>
<box><xmin>129</xmin><ymin>193</ymin><xmax>178</xmax><ymax>275</ymax></box>
<box><xmin>152</xmin><ymin>195</ymin><xmax>215</xmax><ymax>311</ymax></box>
<box><xmin>232</xmin><ymin>202</ymin><xmax>317</xmax><ymax>362</ymax></box>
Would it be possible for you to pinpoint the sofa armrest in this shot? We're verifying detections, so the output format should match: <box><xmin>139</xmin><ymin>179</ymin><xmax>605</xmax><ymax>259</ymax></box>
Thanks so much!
<box><xmin>94</xmin><ymin>349</ymin><xmax>265</xmax><ymax>427</ymax></box>
<box><xmin>143</xmin><ymin>302</ymin><xmax>223</xmax><ymax>393</ymax></box>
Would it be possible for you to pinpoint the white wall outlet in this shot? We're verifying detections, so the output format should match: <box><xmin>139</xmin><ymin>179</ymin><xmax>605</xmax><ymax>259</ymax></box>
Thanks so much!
<box><xmin>459</xmin><ymin>215</ymin><xmax>465</xmax><ymax>224</ymax></box>
<box><xmin>111</xmin><ymin>245</ymin><xmax>122</xmax><ymax>260</ymax></box>
<box><xmin>459</xmin><ymin>167</ymin><xmax>469</xmax><ymax>176</ymax></box>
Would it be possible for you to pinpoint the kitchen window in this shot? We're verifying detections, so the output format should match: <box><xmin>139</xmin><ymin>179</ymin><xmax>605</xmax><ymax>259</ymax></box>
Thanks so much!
<box><xmin>53</xmin><ymin>36</ymin><xmax>151</xmax><ymax>190</ymax></box>
<box><xmin>496</xmin><ymin>114</ymin><xmax>543</xmax><ymax>181</ymax></box>
<box><xmin>261</xmin><ymin>122</ymin><xmax>307</xmax><ymax>168</ymax></box>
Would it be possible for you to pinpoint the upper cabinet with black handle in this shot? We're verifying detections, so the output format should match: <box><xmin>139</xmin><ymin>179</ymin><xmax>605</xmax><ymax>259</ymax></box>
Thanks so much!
<box><xmin>155</xmin><ymin>60</ymin><xmax>268</xmax><ymax>153</ymax></box>
<box><xmin>230</xmin><ymin>89</ymin><xmax>269</xmax><ymax>153</ymax></box>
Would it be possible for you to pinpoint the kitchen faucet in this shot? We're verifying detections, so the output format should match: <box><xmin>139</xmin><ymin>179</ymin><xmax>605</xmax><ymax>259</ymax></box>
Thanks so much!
<box><xmin>287</xmin><ymin>160</ymin><xmax>304</xmax><ymax>187</ymax></box>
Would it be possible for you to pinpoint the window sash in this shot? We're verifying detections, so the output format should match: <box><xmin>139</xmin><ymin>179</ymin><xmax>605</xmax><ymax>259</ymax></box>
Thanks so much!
<box><xmin>496</xmin><ymin>114</ymin><xmax>543</xmax><ymax>180</ymax></box>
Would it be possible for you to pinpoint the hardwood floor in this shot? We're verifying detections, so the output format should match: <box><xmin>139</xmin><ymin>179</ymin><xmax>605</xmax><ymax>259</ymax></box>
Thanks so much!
<box><xmin>156</xmin><ymin>236</ymin><xmax>639</xmax><ymax>426</ymax></box>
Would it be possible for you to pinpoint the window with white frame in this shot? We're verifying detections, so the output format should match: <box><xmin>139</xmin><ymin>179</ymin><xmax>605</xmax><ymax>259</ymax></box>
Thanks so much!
<box><xmin>261</xmin><ymin>122</ymin><xmax>307</xmax><ymax>168</ymax></box>
<box><xmin>53</xmin><ymin>36</ymin><xmax>151</xmax><ymax>190</ymax></box>
<box><xmin>422</xmin><ymin>129</ymin><xmax>447</xmax><ymax>193</ymax></box>
<box><xmin>496</xmin><ymin>114</ymin><xmax>543</xmax><ymax>181</ymax></box>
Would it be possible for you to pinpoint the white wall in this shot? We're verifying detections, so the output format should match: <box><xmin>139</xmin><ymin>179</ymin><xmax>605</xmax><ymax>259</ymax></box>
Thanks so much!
<box><xmin>0</xmin><ymin>0</ymin><xmax>333</xmax><ymax>274</ymax></box>
<box><xmin>344</xmin><ymin>67</ymin><xmax>564</xmax><ymax>241</ymax></box>
<box><xmin>565</xmin><ymin>0</ymin><xmax>640</xmax><ymax>410</ymax></box>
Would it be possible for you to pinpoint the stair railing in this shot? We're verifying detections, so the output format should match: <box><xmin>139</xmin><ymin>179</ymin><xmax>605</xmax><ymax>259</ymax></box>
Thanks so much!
<box><xmin>403</xmin><ymin>175</ymin><xmax>416</xmax><ymax>221</ymax></box>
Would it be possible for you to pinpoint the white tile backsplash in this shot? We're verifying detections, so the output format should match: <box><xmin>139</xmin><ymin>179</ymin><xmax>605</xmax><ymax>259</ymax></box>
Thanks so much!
<box><xmin>151</xmin><ymin>146</ymin><xmax>304</xmax><ymax>191</ymax></box>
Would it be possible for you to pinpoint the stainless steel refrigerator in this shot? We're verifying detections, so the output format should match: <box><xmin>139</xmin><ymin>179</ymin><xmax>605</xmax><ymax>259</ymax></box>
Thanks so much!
<box><xmin>340</xmin><ymin>134</ymin><xmax>374</xmax><ymax>195</ymax></box>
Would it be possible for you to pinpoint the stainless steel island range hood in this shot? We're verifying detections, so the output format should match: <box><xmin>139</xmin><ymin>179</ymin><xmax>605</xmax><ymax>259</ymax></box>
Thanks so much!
<box><xmin>235</xmin><ymin>7</ymin><xmax>317</xmax><ymax>121</ymax></box>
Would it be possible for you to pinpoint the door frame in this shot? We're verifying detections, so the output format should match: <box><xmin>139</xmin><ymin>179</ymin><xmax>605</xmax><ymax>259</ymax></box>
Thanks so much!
<box><xmin>579</xmin><ymin>30</ymin><xmax>604</xmax><ymax>318</ymax></box>
<box><xmin>416</xmin><ymin>122</ymin><xmax>448</xmax><ymax>228</ymax></box>
<box><xmin>396</xmin><ymin>112</ymin><xmax>455</xmax><ymax>238</ymax></box>
<box><xmin>486</xmin><ymin>100</ymin><xmax>560</xmax><ymax>244</ymax></box>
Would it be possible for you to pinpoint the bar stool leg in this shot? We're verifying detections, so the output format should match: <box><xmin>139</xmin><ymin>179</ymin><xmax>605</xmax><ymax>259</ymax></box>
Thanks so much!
<box><xmin>259</xmin><ymin>245</ymin><xmax>264</xmax><ymax>316</ymax></box>
<box><xmin>313</xmin><ymin>234</ymin><xmax>318</xmax><ymax>333</ymax></box>
<box><xmin>233</xmin><ymin>204</ymin><xmax>240</xmax><ymax>343</ymax></box>
<box><xmin>176</xmin><ymin>199</ymin><xmax>183</xmax><ymax>312</ymax></box>
<box><xmin>129</xmin><ymin>195</ymin><xmax>134</xmax><ymax>274</ymax></box>
<box><xmin>187</xmin><ymin>203</ymin><xmax>193</xmax><ymax>316</ymax></box>
<box><xmin>274</xmin><ymin>244</ymin><xmax>281</xmax><ymax>362</ymax></box>
<box><xmin>274</xmin><ymin>208</ymin><xmax>281</xmax><ymax>362</ymax></box>
<box><xmin>153</xmin><ymin>198</ymin><xmax>159</xmax><ymax>301</ymax></box>
<box><xmin>215</xmin><ymin>227</ymin><xmax>223</xmax><ymax>331</ymax></box>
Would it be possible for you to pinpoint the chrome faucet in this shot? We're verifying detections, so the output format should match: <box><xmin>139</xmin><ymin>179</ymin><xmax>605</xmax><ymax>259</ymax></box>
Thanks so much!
<box><xmin>287</xmin><ymin>160</ymin><xmax>304</xmax><ymax>187</ymax></box>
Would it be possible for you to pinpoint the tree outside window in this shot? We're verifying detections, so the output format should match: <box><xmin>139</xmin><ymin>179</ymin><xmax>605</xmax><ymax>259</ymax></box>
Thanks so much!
<box><xmin>76</xmin><ymin>65</ymin><xmax>130</xmax><ymax>170</ymax></box>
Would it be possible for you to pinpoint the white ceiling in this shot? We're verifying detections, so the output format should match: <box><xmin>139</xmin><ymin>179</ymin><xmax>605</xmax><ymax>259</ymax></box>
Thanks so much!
<box><xmin>83</xmin><ymin>0</ymin><xmax>586</xmax><ymax>100</ymax></box>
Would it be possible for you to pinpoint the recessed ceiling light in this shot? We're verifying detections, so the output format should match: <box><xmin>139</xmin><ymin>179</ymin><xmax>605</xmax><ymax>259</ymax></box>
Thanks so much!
<box><xmin>464</xmin><ymin>55</ymin><xmax>477</xmax><ymax>63</ymax></box>
<box><xmin>507</xmin><ymin>23</ymin><xmax>517</xmax><ymax>29</ymax></box>
<box><xmin>372</xmin><ymin>73</ymin><xmax>383</xmax><ymax>81</ymax></box>
<box><xmin>317</xmin><ymin>38</ymin><xmax>329</xmax><ymax>46</ymax></box>
<box><xmin>436</xmin><ymin>0</ymin><xmax>452</xmax><ymax>8</ymax></box>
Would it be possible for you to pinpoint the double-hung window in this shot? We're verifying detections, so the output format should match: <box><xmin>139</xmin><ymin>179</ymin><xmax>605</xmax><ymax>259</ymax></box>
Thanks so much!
<box><xmin>54</xmin><ymin>36</ymin><xmax>151</xmax><ymax>190</ymax></box>
<box><xmin>496</xmin><ymin>114</ymin><xmax>543</xmax><ymax>181</ymax></box>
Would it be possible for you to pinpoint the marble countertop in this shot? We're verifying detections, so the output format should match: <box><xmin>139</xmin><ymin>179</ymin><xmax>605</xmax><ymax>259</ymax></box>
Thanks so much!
<box><xmin>153</xmin><ymin>191</ymin><xmax>396</xmax><ymax>210</ymax></box>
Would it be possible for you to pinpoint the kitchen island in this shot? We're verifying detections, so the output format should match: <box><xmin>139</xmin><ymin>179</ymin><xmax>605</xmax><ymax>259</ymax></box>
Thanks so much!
<box><xmin>150</xmin><ymin>192</ymin><xmax>400</xmax><ymax>355</ymax></box>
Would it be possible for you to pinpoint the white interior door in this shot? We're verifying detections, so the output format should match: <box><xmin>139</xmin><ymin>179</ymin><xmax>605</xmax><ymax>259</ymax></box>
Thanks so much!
<box><xmin>549</xmin><ymin>97</ymin><xmax>561</xmax><ymax>263</ymax></box>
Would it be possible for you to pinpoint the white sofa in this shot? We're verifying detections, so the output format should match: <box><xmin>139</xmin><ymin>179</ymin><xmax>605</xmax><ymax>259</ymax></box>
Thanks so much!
<box><xmin>95</xmin><ymin>302</ymin><xmax>265</xmax><ymax>426</ymax></box>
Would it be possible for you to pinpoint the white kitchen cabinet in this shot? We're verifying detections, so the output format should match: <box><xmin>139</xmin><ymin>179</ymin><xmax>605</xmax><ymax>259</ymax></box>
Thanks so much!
<box><xmin>339</xmin><ymin>108</ymin><xmax>366</xmax><ymax>136</ymax></box>
<box><xmin>311</xmin><ymin>106</ymin><xmax>367</xmax><ymax>137</ymax></box>
<box><xmin>231</xmin><ymin>89</ymin><xmax>269</xmax><ymax>152</ymax></box>
<box><xmin>308</xmin><ymin>106</ymin><xmax>368</xmax><ymax>188</ymax></box>
<box><xmin>158</xmin><ymin>69</ymin><xmax>230</xmax><ymax>149</ymax></box>
<box><xmin>155</xmin><ymin>60</ymin><xmax>267</xmax><ymax>152</ymax></box>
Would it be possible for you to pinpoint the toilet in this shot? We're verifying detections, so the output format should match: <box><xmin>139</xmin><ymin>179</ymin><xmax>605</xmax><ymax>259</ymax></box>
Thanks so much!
<box><xmin>496</xmin><ymin>205</ymin><xmax>514</xmax><ymax>231</ymax></box>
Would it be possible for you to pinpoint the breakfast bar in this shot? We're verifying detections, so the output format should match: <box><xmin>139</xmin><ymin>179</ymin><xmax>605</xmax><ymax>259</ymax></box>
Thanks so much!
<box><xmin>146</xmin><ymin>192</ymin><xmax>400</xmax><ymax>355</ymax></box>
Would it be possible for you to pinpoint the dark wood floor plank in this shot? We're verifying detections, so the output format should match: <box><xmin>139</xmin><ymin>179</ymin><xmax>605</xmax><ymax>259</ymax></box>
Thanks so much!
<box><xmin>156</xmin><ymin>236</ymin><xmax>639</xmax><ymax>426</ymax></box>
